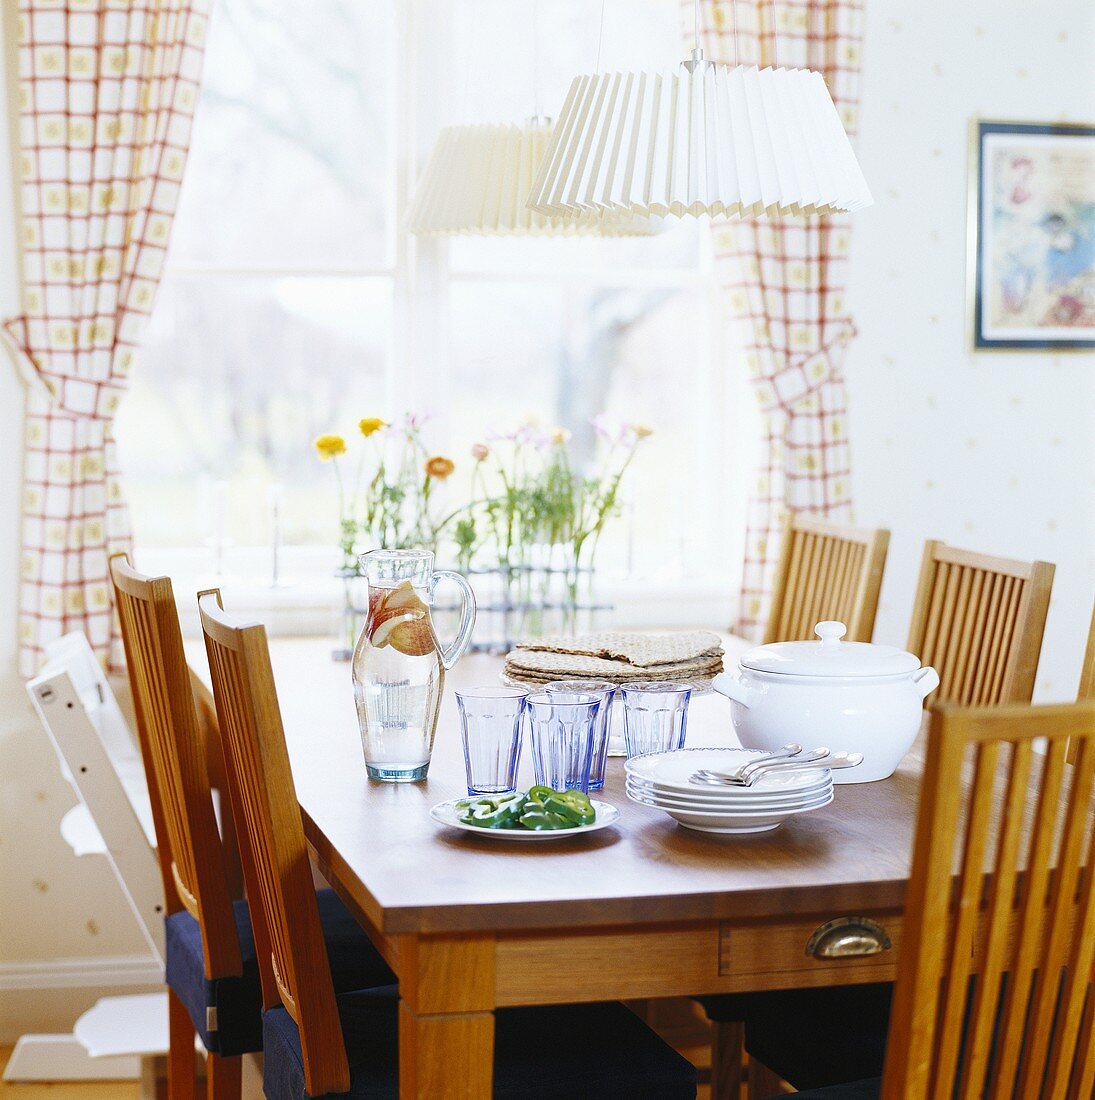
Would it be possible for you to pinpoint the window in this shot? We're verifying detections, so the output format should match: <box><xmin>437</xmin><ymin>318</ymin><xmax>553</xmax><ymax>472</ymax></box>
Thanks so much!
<box><xmin>116</xmin><ymin>0</ymin><xmax>745</xmax><ymax>615</ymax></box>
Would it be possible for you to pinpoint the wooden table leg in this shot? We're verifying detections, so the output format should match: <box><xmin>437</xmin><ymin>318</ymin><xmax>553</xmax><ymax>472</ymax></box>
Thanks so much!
<box><xmin>397</xmin><ymin>933</ymin><xmax>496</xmax><ymax>1099</ymax></box>
<box><xmin>712</xmin><ymin>1019</ymin><xmax>745</xmax><ymax>1100</ymax></box>
<box><xmin>399</xmin><ymin>1001</ymin><xmax>494</xmax><ymax>1097</ymax></box>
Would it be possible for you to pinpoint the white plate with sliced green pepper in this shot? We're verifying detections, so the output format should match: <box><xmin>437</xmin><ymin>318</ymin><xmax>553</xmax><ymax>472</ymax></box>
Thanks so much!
<box><xmin>430</xmin><ymin>786</ymin><xmax>620</xmax><ymax>841</ymax></box>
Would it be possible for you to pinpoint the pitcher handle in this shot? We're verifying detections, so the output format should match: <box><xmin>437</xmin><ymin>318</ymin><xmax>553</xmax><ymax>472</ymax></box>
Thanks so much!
<box><xmin>432</xmin><ymin>570</ymin><xmax>477</xmax><ymax>670</ymax></box>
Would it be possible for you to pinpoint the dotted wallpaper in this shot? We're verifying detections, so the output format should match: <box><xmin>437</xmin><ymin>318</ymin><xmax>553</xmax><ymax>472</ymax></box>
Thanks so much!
<box><xmin>0</xmin><ymin>0</ymin><xmax>1093</xmax><ymax>998</ymax></box>
<box><xmin>847</xmin><ymin>0</ymin><xmax>1095</xmax><ymax>700</ymax></box>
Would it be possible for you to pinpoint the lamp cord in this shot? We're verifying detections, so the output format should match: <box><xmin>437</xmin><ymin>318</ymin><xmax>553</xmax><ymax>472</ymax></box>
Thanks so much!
<box><xmin>595</xmin><ymin>0</ymin><xmax>606</xmax><ymax>71</ymax></box>
<box><xmin>532</xmin><ymin>0</ymin><xmax>541</xmax><ymax>119</ymax></box>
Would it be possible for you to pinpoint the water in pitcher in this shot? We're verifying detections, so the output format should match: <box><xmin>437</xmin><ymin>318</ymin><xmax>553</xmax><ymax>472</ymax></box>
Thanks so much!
<box><xmin>352</xmin><ymin>548</ymin><xmax>476</xmax><ymax>782</ymax></box>
<box><xmin>352</xmin><ymin>577</ymin><xmax>442</xmax><ymax>781</ymax></box>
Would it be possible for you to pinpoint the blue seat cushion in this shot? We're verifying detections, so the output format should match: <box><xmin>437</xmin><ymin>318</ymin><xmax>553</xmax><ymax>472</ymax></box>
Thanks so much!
<box><xmin>263</xmin><ymin>987</ymin><xmax>698</xmax><ymax>1099</ymax></box>
<box><xmin>700</xmin><ymin>984</ymin><xmax>892</xmax><ymax>1091</ymax></box>
<box><xmin>165</xmin><ymin>888</ymin><xmax>395</xmax><ymax>1057</ymax></box>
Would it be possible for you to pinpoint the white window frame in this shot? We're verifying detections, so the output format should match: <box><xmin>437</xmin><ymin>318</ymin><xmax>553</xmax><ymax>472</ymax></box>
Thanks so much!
<box><xmin>138</xmin><ymin>0</ymin><xmax>745</xmax><ymax>633</ymax></box>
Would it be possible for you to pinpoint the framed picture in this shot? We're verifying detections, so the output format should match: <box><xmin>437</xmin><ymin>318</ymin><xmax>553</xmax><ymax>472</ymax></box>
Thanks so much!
<box><xmin>967</xmin><ymin>119</ymin><xmax>1095</xmax><ymax>351</ymax></box>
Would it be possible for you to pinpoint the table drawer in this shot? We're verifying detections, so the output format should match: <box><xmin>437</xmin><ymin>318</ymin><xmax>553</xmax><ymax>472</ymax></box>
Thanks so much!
<box><xmin>719</xmin><ymin>912</ymin><xmax>903</xmax><ymax>988</ymax></box>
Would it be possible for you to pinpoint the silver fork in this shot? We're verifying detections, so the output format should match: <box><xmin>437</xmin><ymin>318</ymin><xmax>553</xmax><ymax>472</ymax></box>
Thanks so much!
<box><xmin>690</xmin><ymin>745</ymin><xmax>826</xmax><ymax>786</ymax></box>
<box><xmin>694</xmin><ymin>751</ymin><xmax>864</xmax><ymax>787</ymax></box>
<box><xmin>687</xmin><ymin>743</ymin><xmax>802</xmax><ymax>787</ymax></box>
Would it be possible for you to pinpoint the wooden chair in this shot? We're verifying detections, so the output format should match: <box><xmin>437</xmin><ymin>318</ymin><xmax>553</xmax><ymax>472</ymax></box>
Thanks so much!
<box><xmin>197</xmin><ymin>589</ymin><xmax>699</xmax><ymax>1099</ymax></box>
<box><xmin>111</xmin><ymin>557</ymin><xmax>394</xmax><ymax>1100</ymax></box>
<box><xmin>111</xmin><ymin>555</ymin><xmax>244</xmax><ymax>1100</ymax></box>
<box><xmin>792</xmin><ymin>699</ymin><xmax>1095</xmax><ymax>1100</ymax></box>
<box><xmin>764</xmin><ymin>514</ymin><xmax>890</xmax><ymax>643</ymax></box>
<box><xmin>1080</xmin><ymin>601</ymin><xmax>1095</xmax><ymax>701</ymax></box>
<box><xmin>706</xmin><ymin>514</ymin><xmax>889</xmax><ymax>1094</ymax></box>
<box><xmin>1067</xmin><ymin>602</ymin><xmax>1095</xmax><ymax>766</ymax></box>
<box><xmin>906</xmin><ymin>541</ymin><xmax>1054</xmax><ymax>706</ymax></box>
<box><xmin>709</xmin><ymin>541</ymin><xmax>1053</xmax><ymax>1097</ymax></box>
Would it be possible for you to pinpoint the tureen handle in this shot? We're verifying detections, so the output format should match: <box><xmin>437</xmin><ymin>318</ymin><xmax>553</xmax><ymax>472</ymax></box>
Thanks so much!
<box><xmin>912</xmin><ymin>666</ymin><xmax>940</xmax><ymax>699</ymax></box>
<box><xmin>815</xmin><ymin>621</ymin><xmax>847</xmax><ymax>646</ymax></box>
<box><xmin>712</xmin><ymin>672</ymin><xmax>752</xmax><ymax>708</ymax></box>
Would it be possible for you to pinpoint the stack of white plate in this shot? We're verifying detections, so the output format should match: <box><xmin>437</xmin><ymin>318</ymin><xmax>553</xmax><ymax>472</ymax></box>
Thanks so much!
<box><xmin>625</xmin><ymin>747</ymin><xmax>834</xmax><ymax>834</ymax></box>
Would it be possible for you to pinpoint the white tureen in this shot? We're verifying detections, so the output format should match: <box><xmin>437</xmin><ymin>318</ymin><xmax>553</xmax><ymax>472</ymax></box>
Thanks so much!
<box><xmin>713</xmin><ymin>621</ymin><xmax>939</xmax><ymax>783</ymax></box>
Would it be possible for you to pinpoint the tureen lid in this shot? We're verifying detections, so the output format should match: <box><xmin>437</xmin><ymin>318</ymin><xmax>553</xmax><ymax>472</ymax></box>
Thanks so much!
<box><xmin>740</xmin><ymin>621</ymin><xmax>921</xmax><ymax>678</ymax></box>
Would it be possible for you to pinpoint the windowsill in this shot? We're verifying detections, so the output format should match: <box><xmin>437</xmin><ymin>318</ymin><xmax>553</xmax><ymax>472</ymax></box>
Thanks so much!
<box><xmin>139</xmin><ymin>546</ymin><xmax>737</xmax><ymax>637</ymax></box>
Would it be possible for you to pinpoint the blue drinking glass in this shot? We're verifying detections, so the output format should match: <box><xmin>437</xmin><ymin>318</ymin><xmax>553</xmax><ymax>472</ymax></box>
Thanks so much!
<box><xmin>455</xmin><ymin>686</ymin><xmax>528</xmax><ymax>796</ymax></box>
<box><xmin>543</xmin><ymin>680</ymin><xmax>615</xmax><ymax>790</ymax></box>
<box><xmin>621</xmin><ymin>681</ymin><xmax>692</xmax><ymax>758</ymax></box>
<box><xmin>524</xmin><ymin>692</ymin><xmax>602</xmax><ymax>795</ymax></box>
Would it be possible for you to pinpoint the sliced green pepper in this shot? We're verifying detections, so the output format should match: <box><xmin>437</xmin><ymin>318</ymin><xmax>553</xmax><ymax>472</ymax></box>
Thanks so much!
<box><xmin>456</xmin><ymin>787</ymin><xmax>595</xmax><ymax>831</ymax></box>
<box><xmin>518</xmin><ymin>809</ymin><xmax>574</xmax><ymax>831</ymax></box>
<box><xmin>543</xmin><ymin>790</ymin><xmax>596</xmax><ymax>825</ymax></box>
<box><xmin>461</xmin><ymin>801</ymin><xmax>522</xmax><ymax>829</ymax></box>
<box><xmin>541</xmin><ymin>794</ymin><xmax>586</xmax><ymax>825</ymax></box>
<box><xmin>458</xmin><ymin>794</ymin><xmax>526</xmax><ymax>829</ymax></box>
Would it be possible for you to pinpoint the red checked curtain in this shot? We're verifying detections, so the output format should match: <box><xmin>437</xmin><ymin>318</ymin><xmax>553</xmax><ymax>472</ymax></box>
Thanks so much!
<box><xmin>693</xmin><ymin>0</ymin><xmax>865</xmax><ymax>638</ymax></box>
<box><xmin>3</xmin><ymin>0</ymin><xmax>208</xmax><ymax>675</ymax></box>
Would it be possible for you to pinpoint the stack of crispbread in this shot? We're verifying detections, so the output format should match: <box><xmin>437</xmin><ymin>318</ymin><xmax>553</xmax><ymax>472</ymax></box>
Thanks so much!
<box><xmin>503</xmin><ymin>631</ymin><xmax>724</xmax><ymax>686</ymax></box>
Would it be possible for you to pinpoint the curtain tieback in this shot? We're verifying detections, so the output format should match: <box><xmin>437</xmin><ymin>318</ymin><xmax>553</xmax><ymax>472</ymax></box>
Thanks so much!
<box><xmin>3</xmin><ymin>316</ymin><xmax>125</xmax><ymax>423</ymax></box>
<box><xmin>756</xmin><ymin>319</ymin><xmax>858</xmax><ymax>415</ymax></box>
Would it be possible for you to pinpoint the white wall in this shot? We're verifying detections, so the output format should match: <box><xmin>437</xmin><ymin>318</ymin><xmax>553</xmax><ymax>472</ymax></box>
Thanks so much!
<box><xmin>0</xmin><ymin>10</ymin><xmax>155</xmax><ymax>1044</ymax></box>
<box><xmin>0</xmin><ymin>0</ymin><xmax>1092</xmax><ymax>1040</ymax></box>
<box><xmin>848</xmin><ymin>0</ymin><xmax>1095</xmax><ymax>699</ymax></box>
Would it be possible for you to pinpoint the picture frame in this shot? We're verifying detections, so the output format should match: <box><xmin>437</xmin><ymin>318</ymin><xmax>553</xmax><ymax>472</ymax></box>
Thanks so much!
<box><xmin>967</xmin><ymin>119</ymin><xmax>1095</xmax><ymax>352</ymax></box>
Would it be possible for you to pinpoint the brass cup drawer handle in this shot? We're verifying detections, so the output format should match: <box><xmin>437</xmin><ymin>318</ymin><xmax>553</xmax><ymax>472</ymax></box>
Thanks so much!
<box><xmin>806</xmin><ymin>917</ymin><xmax>892</xmax><ymax>959</ymax></box>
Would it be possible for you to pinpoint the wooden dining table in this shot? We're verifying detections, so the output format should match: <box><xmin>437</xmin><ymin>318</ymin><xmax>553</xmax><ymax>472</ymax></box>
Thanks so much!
<box><xmin>192</xmin><ymin>636</ymin><xmax>925</xmax><ymax>1097</ymax></box>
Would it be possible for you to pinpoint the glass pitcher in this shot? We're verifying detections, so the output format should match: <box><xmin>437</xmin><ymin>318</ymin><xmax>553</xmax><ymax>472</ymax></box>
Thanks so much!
<box><xmin>351</xmin><ymin>549</ymin><xmax>476</xmax><ymax>782</ymax></box>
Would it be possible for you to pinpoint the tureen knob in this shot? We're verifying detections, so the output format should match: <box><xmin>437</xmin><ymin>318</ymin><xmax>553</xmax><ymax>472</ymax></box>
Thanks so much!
<box><xmin>815</xmin><ymin>621</ymin><xmax>847</xmax><ymax>646</ymax></box>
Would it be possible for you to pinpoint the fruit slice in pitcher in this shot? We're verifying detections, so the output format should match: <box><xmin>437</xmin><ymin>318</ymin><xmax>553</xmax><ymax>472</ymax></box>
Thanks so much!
<box><xmin>387</xmin><ymin>616</ymin><xmax>435</xmax><ymax>657</ymax></box>
<box><xmin>368</xmin><ymin>581</ymin><xmax>435</xmax><ymax>656</ymax></box>
<box><xmin>382</xmin><ymin>580</ymin><xmax>428</xmax><ymax>614</ymax></box>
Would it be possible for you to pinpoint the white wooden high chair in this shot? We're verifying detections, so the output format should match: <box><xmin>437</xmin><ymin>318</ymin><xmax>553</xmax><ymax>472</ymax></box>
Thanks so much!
<box><xmin>5</xmin><ymin>632</ymin><xmax>168</xmax><ymax>1093</ymax></box>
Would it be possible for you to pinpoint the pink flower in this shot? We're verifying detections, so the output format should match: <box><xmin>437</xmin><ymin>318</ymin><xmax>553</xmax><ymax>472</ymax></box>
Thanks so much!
<box><xmin>591</xmin><ymin>413</ymin><xmax>632</xmax><ymax>446</ymax></box>
<box><xmin>404</xmin><ymin>410</ymin><xmax>432</xmax><ymax>431</ymax></box>
<box><xmin>471</xmin><ymin>442</ymin><xmax>490</xmax><ymax>461</ymax></box>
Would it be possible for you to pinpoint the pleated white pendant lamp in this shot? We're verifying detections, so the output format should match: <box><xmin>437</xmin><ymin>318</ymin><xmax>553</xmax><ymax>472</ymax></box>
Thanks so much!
<box><xmin>527</xmin><ymin>2</ymin><xmax>872</xmax><ymax>221</ymax></box>
<box><xmin>407</xmin><ymin>118</ymin><xmax>657</xmax><ymax>237</ymax></box>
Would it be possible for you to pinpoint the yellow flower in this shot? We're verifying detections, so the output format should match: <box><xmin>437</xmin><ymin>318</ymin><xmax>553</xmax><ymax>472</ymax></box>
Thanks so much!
<box><xmin>359</xmin><ymin>417</ymin><xmax>387</xmax><ymax>438</ymax></box>
<box><xmin>425</xmin><ymin>455</ymin><xmax>455</xmax><ymax>480</ymax></box>
<box><xmin>551</xmin><ymin>427</ymin><xmax>571</xmax><ymax>445</ymax></box>
<box><xmin>314</xmin><ymin>434</ymin><xmax>347</xmax><ymax>461</ymax></box>
<box><xmin>632</xmin><ymin>423</ymin><xmax>654</xmax><ymax>439</ymax></box>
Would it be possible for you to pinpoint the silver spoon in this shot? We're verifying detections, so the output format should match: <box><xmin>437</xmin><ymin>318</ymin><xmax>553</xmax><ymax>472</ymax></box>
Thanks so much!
<box><xmin>696</xmin><ymin>751</ymin><xmax>864</xmax><ymax>788</ymax></box>
<box><xmin>691</xmin><ymin>745</ymin><xmax>827</xmax><ymax>786</ymax></box>
<box><xmin>689</xmin><ymin>743</ymin><xmax>802</xmax><ymax>786</ymax></box>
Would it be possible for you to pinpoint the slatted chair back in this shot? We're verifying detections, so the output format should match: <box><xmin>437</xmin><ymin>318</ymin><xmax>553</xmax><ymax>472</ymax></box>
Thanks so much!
<box><xmin>197</xmin><ymin>589</ymin><xmax>350</xmax><ymax>1096</ymax></box>
<box><xmin>109</xmin><ymin>555</ymin><xmax>242</xmax><ymax>980</ymax></box>
<box><xmin>1080</xmin><ymin>602</ymin><xmax>1095</xmax><ymax>701</ymax></box>
<box><xmin>882</xmin><ymin>700</ymin><xmax>1095</xmax><ymax>1099</ymax></box>
<box><xmin>906</xmin><ymin>541</ymin><xmax>1054</xmax><ymax>706</ymax></box>
<box><xmin>764</xmin><ymin>514</ymin><xmax>890</xmax><ymax>643</ymax></box>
